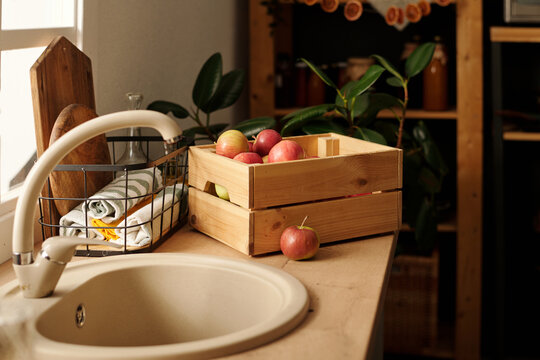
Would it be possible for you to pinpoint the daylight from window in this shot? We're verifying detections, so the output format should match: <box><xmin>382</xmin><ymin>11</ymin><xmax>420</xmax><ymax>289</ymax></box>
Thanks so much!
<box><xmin>0</xmin><ymin>0</ymin><xmax>76</xmax><ymax>198</ymax></box>
<box><xmin>1</xmin><ymin>0</ymin><xmax>74</xmax><ymax>30</ymax></box>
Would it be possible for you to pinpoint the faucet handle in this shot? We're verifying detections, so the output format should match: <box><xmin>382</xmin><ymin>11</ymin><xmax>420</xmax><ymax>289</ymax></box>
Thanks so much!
<box><xmin>41</xmin><ymin>236</ymin><xmax>122</xmax><ymax>264</ymax></box>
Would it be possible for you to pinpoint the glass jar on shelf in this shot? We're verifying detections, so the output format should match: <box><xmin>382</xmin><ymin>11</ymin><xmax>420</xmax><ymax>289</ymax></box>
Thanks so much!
<box><xmin>117</xmin><ymin>92</ymin><xmax>147</xmax><ymax>165</ymax></box>
<box><xmin>422</xmin><ymin>36</ymin><xmax>448</xmax><ymax>111</ymax></box>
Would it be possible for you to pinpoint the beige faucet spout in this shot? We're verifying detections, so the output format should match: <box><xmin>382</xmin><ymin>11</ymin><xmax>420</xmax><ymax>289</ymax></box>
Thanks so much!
<box><xmin>12</xmin><ymin>109</ymin><xmax>182</xmax><ymax>258</ymax></box>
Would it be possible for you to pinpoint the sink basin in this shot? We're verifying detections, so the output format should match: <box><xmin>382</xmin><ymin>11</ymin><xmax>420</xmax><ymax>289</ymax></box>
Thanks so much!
<box><xmin>0</xmin><ymin>253</ymin><xmax>309</xmax><ymax>359</ymax></box>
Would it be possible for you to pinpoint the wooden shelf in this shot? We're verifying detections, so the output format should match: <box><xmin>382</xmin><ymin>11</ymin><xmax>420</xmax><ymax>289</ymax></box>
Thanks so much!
<box><xmin>401</xmin><ymin>215</ymin><xmax>457</xmax><ymax>233</ymax></box>
<box><xmin>490</xmin><ymin>26</ymin><xmax>540</xmax><ymax>43</ymax></box>
<box><xmin>378</xmin><ymin>108</ymin><xmax>457</xmax><ymax>120</ymax></box>
<box><xmin>274</xmin><ymin>107</ymin><xmax>457</xmax><ymax>120</ymax></box>
<box><xmin>503</xmin><ymin>131</ymin><xmax>540</xmax><ymax>142</ymax></box>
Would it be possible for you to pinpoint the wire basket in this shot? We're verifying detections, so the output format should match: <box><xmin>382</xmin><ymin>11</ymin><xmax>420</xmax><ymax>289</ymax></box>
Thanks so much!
<box><xmin>39</xmin><ymin>136</ymin><xmax>191</xmax><ymax>257</ymax></box>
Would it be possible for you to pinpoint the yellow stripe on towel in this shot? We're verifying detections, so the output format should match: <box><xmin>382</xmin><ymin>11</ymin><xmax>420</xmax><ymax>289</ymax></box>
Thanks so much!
<box><xmin>91</xmin><ymin>195</ymin><xmax>155</xmax><ymax>241</ymax></box>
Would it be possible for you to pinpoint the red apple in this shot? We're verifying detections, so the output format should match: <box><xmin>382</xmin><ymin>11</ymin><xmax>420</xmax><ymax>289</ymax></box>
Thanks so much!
<box><xmin>216</xmin><ymin>130</ymin><xmax>249</xmax><ymax>158</ymax></box>
<box><xmin>248</xmin><ymin>142</ymin><xmax>254</xmax><ymax>152</ymax></box>
<box><xmin>233</xmin><ymin>152</ymin><xmax>263</xmax><ymax>164</ymax></box>
<box><xmin>280</xmin><ymin>217</ymin><xmax>320</xmax><ymax>260</ymax></box>
<box><xmin>268</xmin><ymin>140</ymin><xmax>305</xmax><ymax>163</ymax></box>
<box><xmin>253</xmin><ymin>129</ymin><xmax>282</xmax><ymax>156</ymax></box>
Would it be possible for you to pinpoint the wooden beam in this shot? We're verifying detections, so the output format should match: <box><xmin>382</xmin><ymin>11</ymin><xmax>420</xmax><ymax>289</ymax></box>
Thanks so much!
<box><xmin>490</xmin><ymin>26</ymin><xmax>540</xmax><ymax>43</ymax></box>
<box><xmin>249</xmin><ymin>0</ymin><xmax>275</xmax><ymax>117</ymax></box>
<box><xmin>456</xmin><ymin>1</ymin><xmax>483</xmax><ymax>359</ymax></box>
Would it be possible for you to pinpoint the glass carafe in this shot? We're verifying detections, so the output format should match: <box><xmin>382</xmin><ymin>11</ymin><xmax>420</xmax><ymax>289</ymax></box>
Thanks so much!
<box><xmin>117</xmin><ymin>93</ymin><xmax>147</xmax><ymax>165</ymax></box>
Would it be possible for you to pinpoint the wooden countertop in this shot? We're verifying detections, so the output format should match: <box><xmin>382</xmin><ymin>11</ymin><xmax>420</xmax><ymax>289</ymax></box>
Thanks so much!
<box><xmin>0</xmin><ymin>226</ymin><xmax>397</xmax><ymax>360</ymax></box>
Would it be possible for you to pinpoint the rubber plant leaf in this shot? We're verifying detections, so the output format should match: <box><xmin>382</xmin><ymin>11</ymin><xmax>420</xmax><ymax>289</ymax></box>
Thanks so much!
<box><xmin>192</xmin><ymin>52</ymin><xmax>222</xmax><ymax>109</ymax></box>
<box><xmin>233</xmin><ymin>116</ymin><xmax>276</xmax><ymax>138</ymax></box>
<box><xmin>371</xmin><ymin>54</ymin><xmax>403</xmax><ymax>82</ymax></box>
<box><xmin>302</xmin><ymin>119</ymin><xmax>347</xmax><ymax>135</ymax></box>
<box><xmin>182</xmin><ymin>123</ymin><xmax>228</xmax><ymax>139</ymax></box>
<box><xmin>281</xmin><ymin>104</ymin><xmax>335</xmax><ymax>136</ymax></box>
<box><xmin>358</xmin><ymin>93</ymin><xmax>402</xmax><ymax>127</ymax></box>
<box><xmin>335</xmin><ymin>85</ymin><xmax>369</xmax><ymax>117</ymax></box>
<box><xmin>352</xmin><ymin>127</ymin><xmax>387</xmax><ymax>145</ymax></box>
<box><xmin>147</xmin><ymin>100</ymin><xmax>189</xmax><ymax>119</ymax></box>
<box><xmin>346</xmin><ymin>65</ymin><xmax>385</xmax><ymax>100</ymax></box>
<box><xmin>300</xmin><ymin>58</ymin><xmax>338</xmax><ymax>90</ymax></box>
<box><xmin>386</xmin><ymin>76</ymin><xmax>403</xmax><ymax>88</ymax></box>
<box><xmin>414</xmin><ymin>197</ymin><xmax>437</xmax><ymax>253</ymax></box>
<box><xmin>405</xmin><ymin>42</ymin><xmax>436</xmax><ymax>79</ymax></box>
<box><xmin>412</xmin><ymin>121</ymin><xmax>449</xmax><ymax>176</ymax></box>
<box><xmin>202</xmin><ymin>69</ymin><xmax>245</xmax><ymax>113</ymax></box>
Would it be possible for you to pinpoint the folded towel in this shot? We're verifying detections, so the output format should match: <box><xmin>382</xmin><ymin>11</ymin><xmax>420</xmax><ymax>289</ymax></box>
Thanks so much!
<box><xmin>90</xmin><ymin>195</ymin><xmax>155</xmax><ymax>241</ymax></box>
<box><xmin>59</xmin><ymin>168</ymin><xmax>162</xmax><ymax>239</ymax></box>
<box><xmin>85</xmin><ymin>168</ymin><xmax>162</xmax><ymax>222</ymax></box>
<box><xmin>111</xmin><ymin>185</ymin><xmax>186</xmax><ymax>247</ymax></box>
<box><xmin>58</xmin><ymin>204</ymin><xmax>104</xmax><ymax>240</ymax></box>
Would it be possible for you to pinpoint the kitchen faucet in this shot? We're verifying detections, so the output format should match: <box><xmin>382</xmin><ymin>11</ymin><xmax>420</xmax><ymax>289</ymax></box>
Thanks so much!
<box><xmin>11</xmin><ymin>110</ymin><xmax>182</xmax><ymax>298</ymax></box>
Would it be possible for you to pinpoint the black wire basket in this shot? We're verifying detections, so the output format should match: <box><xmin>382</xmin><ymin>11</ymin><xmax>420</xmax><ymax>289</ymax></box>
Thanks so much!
<box><xmin>39</xmin><ymin>136</ymin><xmax>191</xmax><ymax>257</ymax></box>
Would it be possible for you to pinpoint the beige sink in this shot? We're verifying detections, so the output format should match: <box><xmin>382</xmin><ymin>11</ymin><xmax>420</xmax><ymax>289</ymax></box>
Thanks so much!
<box><xmin>0</xmin><ymin>253</ymin><xmax>309</xmax><ymax>359</ymax></box>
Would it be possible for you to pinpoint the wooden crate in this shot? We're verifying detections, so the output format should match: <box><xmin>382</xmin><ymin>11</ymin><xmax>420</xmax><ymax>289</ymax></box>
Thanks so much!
<box><xmin>383</xmin><ymin>250</ymin><xmax>440</xmax><ymax>355</ymax></box>
<box><xmin>188</xmin><ymin>133</ymin><xmax>402</xmax><ymax>255</ymax></box>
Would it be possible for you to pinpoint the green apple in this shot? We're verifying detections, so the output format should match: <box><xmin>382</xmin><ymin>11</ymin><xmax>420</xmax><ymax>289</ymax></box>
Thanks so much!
<box><xmin>215</xmin><ymin>184</ymin><xmax>230</xmax><ymax>201</ymax></box>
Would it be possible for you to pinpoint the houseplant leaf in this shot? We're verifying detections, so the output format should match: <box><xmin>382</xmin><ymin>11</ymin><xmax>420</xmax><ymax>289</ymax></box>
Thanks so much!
<box><xmin>412</xmin><ymin>121</ymin><xmax>449</xmax><ymax>176</ymax></box>
<box><xmin>281</xmin><ymin>104</ymin><xmax>335</xmax><ymax>136</ymax></box>
<box><xmin>405</xmin><ymin>42</ymin><xmax>436</xmax><ymax>78</ymax></box>
<box><xmin>300</xmin><ymin>58</ymin><xmax>337</xmax><ymax>90</ymax></box>
<box><xmin>346</xmin><ymin>65</ymin><xmax>385</xmax><ymax>100</ymax></box>
<box><xmin>182</xmin><ymin>123</ymin><xmax>229</xmax><ymax>139</ymax></box>
<box><xmin>202</xmin><ymin>69</ymin><xmax>245</xmax><ymax>113</ymax></box>
<box><xmin>192</xmin><ymin>52</ymin><xmax>222</xmax><ymax>108</ymax></box>
<box><xmin>335</xmin><ymin>89</ymin><xmax>369</xmax><ymax>117</ymax></box>
<box><xmin>302</xmin><ymin>119</ymin><xmax>347</xmax><ymax>135</ymax></box>
<box><xmin>357</xmin><ymin>93</ymin><xmax>402</xmax><ymax>126</ymax></box>
<box><xmin>371</xmin><ymin>54</ymin><xmax>403</xmax><ymax>82</ymax></box>
<box><xmin>352</xmin><ymin>127</ymin><xmax>387</xmax><ymax>145</ymax></box>
<box><xmin>414</xmin><ymin>197</ymin><xmax>437</xmax><ymax>253</ymax></box>
<box><xmin>147</xmin><ymin>100</ymin><xmax>189</xmax><ymax>119</ymax></box>
<box><xmin>233</xmin><ymin>116</ymin><xmax>276</xmax><ymax>138</ymax></box>
<box><xmin>386</xmin><ymin>76</ymin><xmax>403</xmax><ymax>88</ymax></box>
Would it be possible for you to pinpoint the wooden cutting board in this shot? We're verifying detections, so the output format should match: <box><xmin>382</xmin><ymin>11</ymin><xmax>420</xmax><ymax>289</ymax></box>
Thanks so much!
<box><xmin>30</xmin><ymin>36</ymin><xmax>97</xmax><ymax>228</ymax></box>
<box><xmin>49</xmin><ymin>104</ymin><xmax>113</xmax><ymax>216</ymax></box>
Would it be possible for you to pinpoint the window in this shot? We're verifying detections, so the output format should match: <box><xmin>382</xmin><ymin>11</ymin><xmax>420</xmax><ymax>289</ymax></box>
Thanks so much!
<box><xmin>0</xmin><ymin>0</ymin><xmax>81</xmax><ymax>200</ymax></box>
<box><xmin>0</xmin><ymin>0</ymin><xmax>82</xmax><ymax>262</ymax></box>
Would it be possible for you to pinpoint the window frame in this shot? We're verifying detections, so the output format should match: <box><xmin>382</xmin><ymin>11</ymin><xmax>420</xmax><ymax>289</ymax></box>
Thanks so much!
<box><xmin>0</xmin><ymin>0</ymin><xmax>84</xmax><ymax>263</ymax></box>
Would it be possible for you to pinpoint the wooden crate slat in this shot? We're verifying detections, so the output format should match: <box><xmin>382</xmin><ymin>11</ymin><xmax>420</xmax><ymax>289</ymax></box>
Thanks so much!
<box><xmin>188</xmin><ymin>189</ymin><xmax>252</xmax><ymax>254</ymax></box>
<box><xmin>188</xmin><ymin>146</ymin><xmax>252</xmax><ymax>208</ymax></box>
<box><xmin>252</xmin><ymin>151</ymin><xmax>401</xmax><ymax>209</ymax></box>
<box><xmin>252</xmin><ymin>191</ymin><xmax>402</xmax><ymax>255</ymax></box>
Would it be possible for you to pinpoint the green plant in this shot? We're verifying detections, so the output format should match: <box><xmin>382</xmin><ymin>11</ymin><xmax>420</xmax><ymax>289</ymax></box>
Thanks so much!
<box><xmin>147</xmin><ymin>52</ymin><xmax>248</xmax><ymax>143</ymax></box>
<box><xmin>235</xmin><ymin>43</ymin><xmax>448</xmax><ymax>252</ymax></box>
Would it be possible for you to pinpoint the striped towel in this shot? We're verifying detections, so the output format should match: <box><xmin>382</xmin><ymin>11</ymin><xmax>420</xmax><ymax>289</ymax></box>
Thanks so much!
<box><xmin>85</xmin><ymin>168</ymin><xmax>162</xmax><ymax>223</ymax></box>
<box><xmin>111</xmin><ymin>185</ymin><xmax>187</xmax><ymax>247</ymax></box>
<box><xmin>59</xmin><ymin>168</ymin><xmax>162</xmax><ymax>239</ymax></box>
<box><xmin>58</xmin><ymin>203</ymin><xmax>104</xmax><ymax>240</ymax></box>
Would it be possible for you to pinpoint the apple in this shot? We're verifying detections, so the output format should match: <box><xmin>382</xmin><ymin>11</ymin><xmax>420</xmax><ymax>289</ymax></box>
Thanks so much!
<box><xmin>253</xmin><ymin>129</ymin><xmax>282</xmax><ymax>156</ymax></box>
<box><xmin>268</xmin><ymin>140</ymin><xmax>305</xmax><ymax>163</ymax></box>
<box><xmin>262</xmin><ymin>155</ymin><xmax>269</xmax><ymax>163</ymax></box>
<box><xmin>280</xmin><ymin>216</ymin><xmax>320</xmax><ymax>260</ymax></box>
<box><xmin>216</xmin><ymin>130</ymin><xmax>249</xmax><ymax>158</ymax></box>
<box><xmin>215</xmin><ymin>184</ymin><xmax>230</xmax><ymax>201</ymax></box>
<box><xmin>233</xmin><ymin>152</ymin><xmax>263</xmax><ymax>164</ymax></box>
<box><xmin>248</xmin><ymin>142</ymin><xmax>254</xmax><ymax>152</ymax></box>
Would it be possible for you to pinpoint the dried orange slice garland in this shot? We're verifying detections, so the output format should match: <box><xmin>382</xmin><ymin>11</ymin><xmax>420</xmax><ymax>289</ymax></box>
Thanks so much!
<box><xmin>344</xmin><ymin>0</ymin><xmax>363</xmax><ymax>21</ymax></box>
<box><xmin>405</xmin><ymin>3</ymin><xmax>422</xmax><ymax>23</ymax></box>
<box><xmin>300</xmin><ymin>0</ymin><xmax>453</xmax><ymax>26</ymax></box>
<box><xmin>320</xmin><ymin>0</ymin><xmax>339</xmax><ymax>13</ymax></box>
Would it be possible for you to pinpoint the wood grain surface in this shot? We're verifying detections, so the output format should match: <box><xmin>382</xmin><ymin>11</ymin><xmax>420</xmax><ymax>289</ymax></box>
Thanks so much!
<box><xmin>49</xmin><ymin>104</ymin><xmax>112</xmax><ymax>216</ymax></box>
<box><xmin>30</xmin><ymin>36</ymin><xmax>97</xmax><ymax>226</ymax></box>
